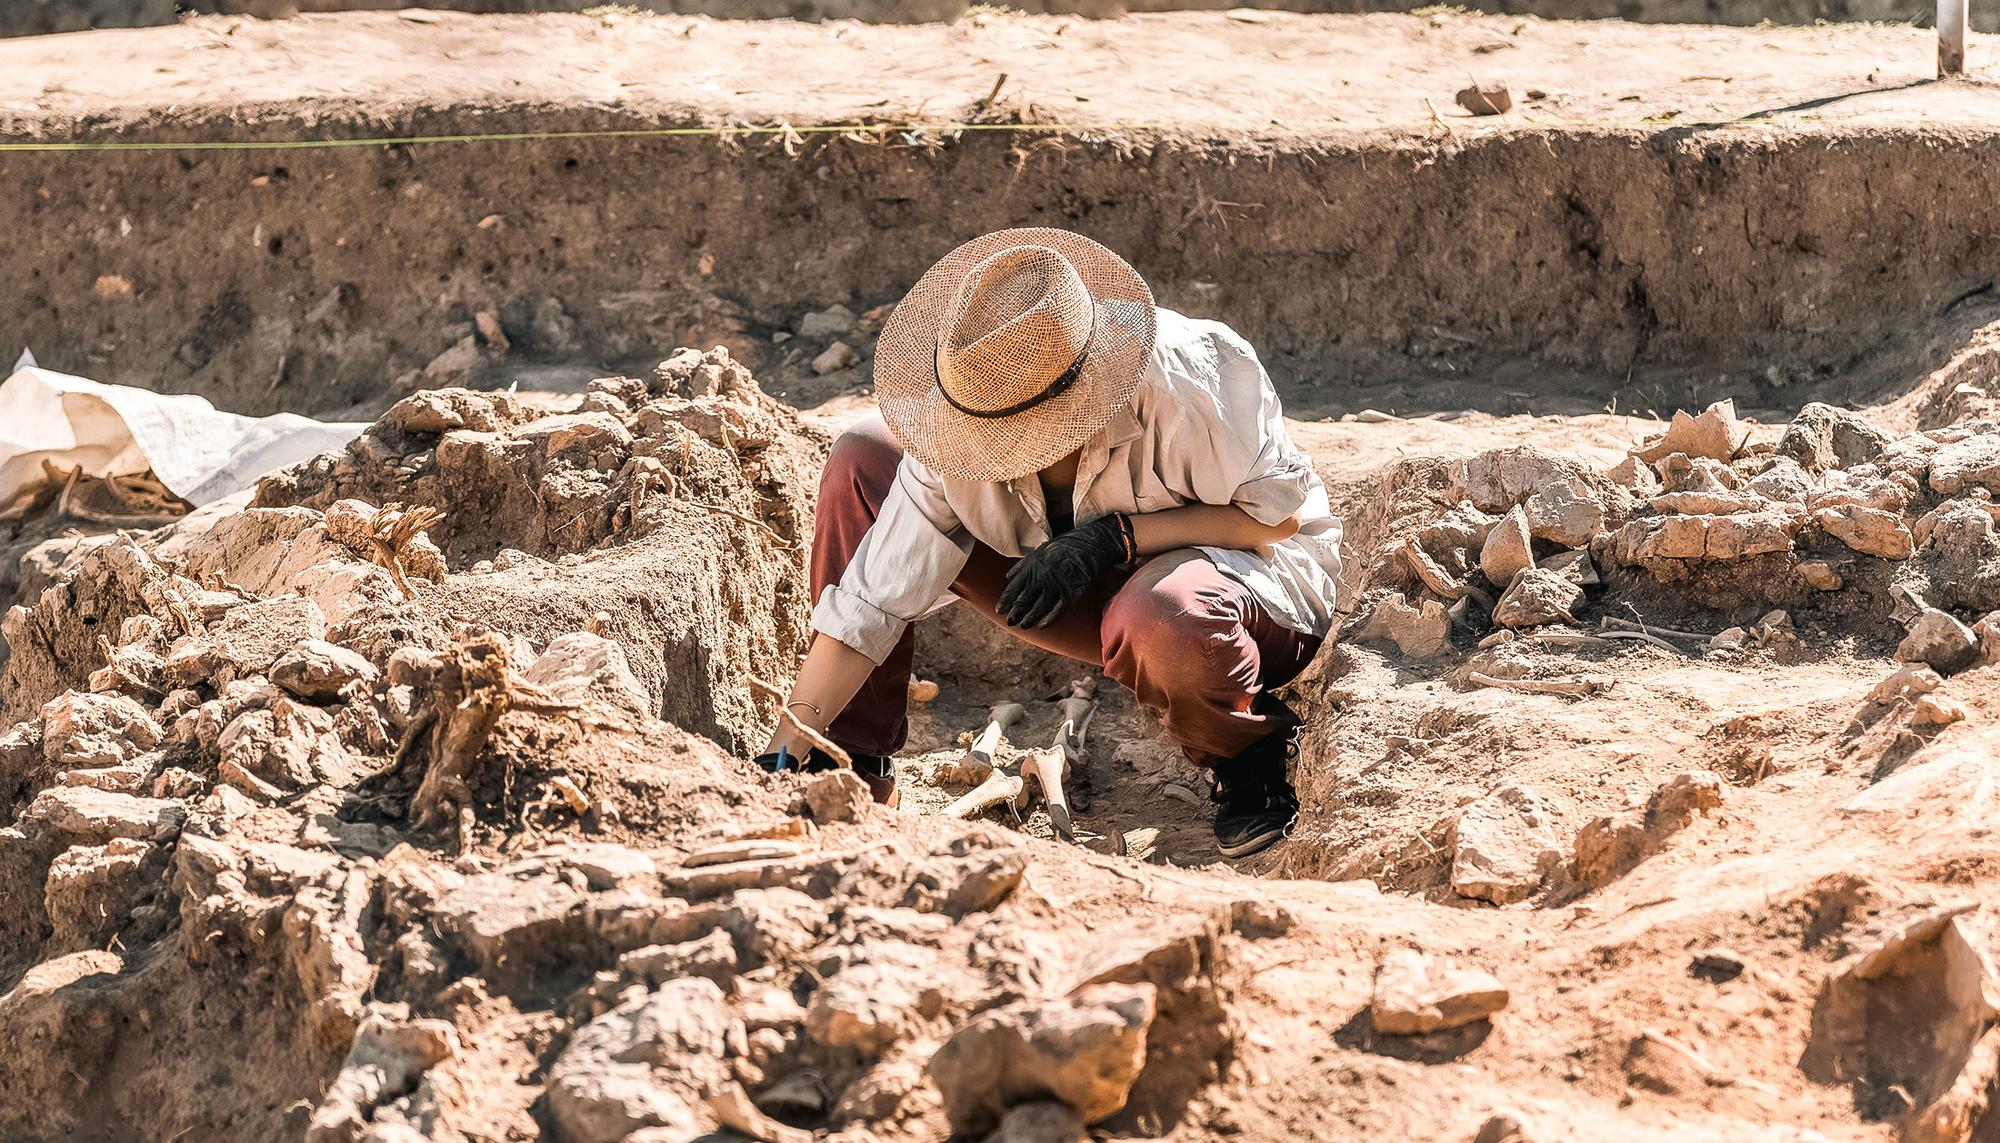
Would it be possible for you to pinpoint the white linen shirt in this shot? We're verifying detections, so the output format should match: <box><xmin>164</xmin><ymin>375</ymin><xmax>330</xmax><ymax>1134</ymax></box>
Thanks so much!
<box><xmin>812</xmin><ymin>307</ymin><xmax>1343</xmax><ymax>665</ymax></box>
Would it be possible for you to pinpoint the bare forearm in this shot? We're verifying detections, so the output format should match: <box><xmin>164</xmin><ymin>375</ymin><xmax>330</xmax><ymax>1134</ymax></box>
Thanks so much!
<box><xmin>762</xmin><ymin>632</ymin><xmax>876</xmax><ymax>755</ymax></box>
<box><xmin>1128</xmin><ymin>503</ymin><xmax>1299</xmax><ymax>555</ymax></box>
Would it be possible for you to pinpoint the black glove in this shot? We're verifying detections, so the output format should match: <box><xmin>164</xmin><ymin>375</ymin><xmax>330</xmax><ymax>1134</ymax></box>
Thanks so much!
<box><xmin>999</xmin><ymin>513</ymin><xmax>1131</xmax><ymax>629</ymax></box>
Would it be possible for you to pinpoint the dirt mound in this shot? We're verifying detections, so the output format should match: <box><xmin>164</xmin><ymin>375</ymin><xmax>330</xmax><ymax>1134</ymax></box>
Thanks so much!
<box><xmin>4</xmin><ymin>351</ymin><xmax>2000</xmax><ymax>1141</ymax></box>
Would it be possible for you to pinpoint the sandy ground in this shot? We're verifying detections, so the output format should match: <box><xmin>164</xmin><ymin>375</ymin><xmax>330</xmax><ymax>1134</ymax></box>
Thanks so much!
<box><xmin>7</xmin><ymin>8</ymin><xmax>2000</xmax><ymax>137</ymax></box>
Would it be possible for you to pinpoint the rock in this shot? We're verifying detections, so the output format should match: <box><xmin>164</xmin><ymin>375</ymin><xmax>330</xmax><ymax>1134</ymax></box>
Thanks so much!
<box><xmin>421</xmin><ymin>335</ymin><xmax>485</xmax><ymax>387</ymax></box>
<box><xmin>1799</xmin><ymin>561</ymin><xmax>1845</xmax><ymax>591</ymax></box>
<box><xmin>306</xmin><ymin>1012</ymin><xmax>460</xmax><ymax>1143</ymax></box>
<box><xmin>1522</xmin><ymin>482</ymin><xmax>1603</xmax><ymax>548</ymax></box>
<box><xmin>40</xmin><ymin>691</ymin><xmax>161</xmax><ymax>769</ymax></box>
<box><xmin>165</xmin><ymin>594</ymin><xmax>329</xmax><ymax>687</ymax></box>
<box><xmin>1606</xmin><ymin>455</ymin><xmax>1662</xmax><ymax>495</ymax></box>
<box><xmin>811</xmin><ymin>340</ymin><xmax>858</xmax><ymax>375</ymax></box>
<box><xmin>271</xmin><ymin>639</ymin><xmax>379</xmax><ymax>701</ymax></box>
<box><xmin>1747</xmin><ymin>456</ymin><xmax>1817</xmax><ymax>502</ymax></box>
<box><xmin>1491</xmin><ymin>568</ymin><xmax>1583</xmax><ymax>630</ymax></box>
<box><xmin>1693</xmin><ymin>947</ymin><xmax>1747</xmax><ymax>980</ymax></box>
<box><xmin>1634</xmin><ymin>399</ymin><xmax>1749</xmax><ymax>464</ymax></box>
<box><xmin>805</xmin><ymin>942</ymin><xmax>932</xmax><ymax>1055</ymax></box>
<box><xmin>1370</xmin><ymin>947</ymin><xmax>1509</xmax><ymax>1034</ymax></box>
<box><xmin>1572</xmin><ymin>771</ymin><xmax>1725</xmax><ymax>888</ymax></box>
<box><xmin>1776</xmin><ymin>402</ymin><xmax>1893</xmax><ymax>474</ymax></box>
<box><xmin>1814</xmin><ymin>504</ymin><xmax>1915</xmax><ymax>559</ymax></box>
<box><xmin>1928</xmin><ymin>432</ymin><xmax>2000</xmax><ymax>495</ymax></box>
<box><xmin>1473</xmin><ymin>1111</ymin><xmax>1533</xmax><ymax>1143</ymax></box>
<box><xmin>1656</xmin><ymin>453</ymin><xmax>1739</xmax><ymax>494</ymax></box>
<box><xmin>1623</xmin><ymin>1028</ymin><xmax>1719</xmax><ymax>1094</ymax></box>
<box><xmin>1869</xmin><ymin>664</ymin><xmax>1943</xmax><ymax>705</ymax></box>
<box><xmin>983</xmin><ymin>1101</ymin><xmax>1087</xmax><ymax>1143</ymax></box>
<box><xmin>522</xmin><ymin>633</ymin><xmax>650</xmax><ymax>717</ymax></box>
<box><xmin>619</xmin><ymin>930</ymin><xmax>739</xmax><ymax>990</ymax></box>
<box><xmin>1454</xmin><ymin>82</ymin><xmax>1511</xmax><ymax>115</ymax></box>
<box><xmin>1479</xmin><ymin>506</ymin><xmax>1535</xmax><ymax>586</ymax></box>
<box><xmin>24</xmin><ymin>787</ymin><xmax>185</xmax><ymax>843</ymax></box>
<box><xmin>928</xmin><ymin>982</ymin><xmax>1157</xmax><ymax>1133</ymax></box>
<box><xmin>519</xmin><ymin>411</ymin><xmax>633</xmax><ymax>458</ymax></box>
<box><xmin>1897</xmin><ymin>609</ymin><xmax>1980</xmax><ymax>675</ymax></box>
<box><xmin>1608</xmin><ymin>508</ymin><xmax>1804</xmax><ymax>563</ymax></box>
<box><xmin>1539</xmin><ymin>549</ymin><xmax>1599</xmax><ymax>587</ymax></box>
<box><xmin>546</xmin><ymin>979</ymin><xmax>730</xmax><ymax>1143</ymax></box>
<box><xmin>796</xmin><ymin>303</ymin><xmax>857</xmax><ymax>339</ymax></box>
<box><xmin>1650</xmin><ymin>490</ymin><xmax>1768</xmax><ymax>516</ymax></box>
<box><xmin>1799</xmin><ymin>904</ymin><xmax>1996</xmax><ymax>1117</ymax></box>
<box><xmin>1976</xmin><ymin>612</ymin><xmax>2000</xmax><ymax>668</ymax></box>
<box><xmin>805</xmin><ymin>770</ymin><xmax>872</xmax><ymax>823</ymax></box>
<box><xmin>1349</xmin><ymin>591</ymin><xmax>1452</xmax><ymax>660</ymax></box>
<box><xmin>431</xmin><ymin>872</ymin><xmax>588</xmax><ymax>980</ymax></box>
<box><xmin>1450</xmin><ymin>784</ymin><xmax>1569</xmax><ymax>904</ymax></box>
<box><xmin>43</xmin><ymin>838</ymin><xmax>151</xmax><ymax>949</ymax></box>
<box><xmin>1913</xmin><ymin>694</ymin><xmax>1971</xmax><ymax>727</ymax></box>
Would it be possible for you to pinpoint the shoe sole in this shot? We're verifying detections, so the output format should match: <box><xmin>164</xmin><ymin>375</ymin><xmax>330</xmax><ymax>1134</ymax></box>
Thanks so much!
<box><xmin>1216</xmin><ymin>821</ymin><xmax>1291</xmax><ymax>859</ymax></box>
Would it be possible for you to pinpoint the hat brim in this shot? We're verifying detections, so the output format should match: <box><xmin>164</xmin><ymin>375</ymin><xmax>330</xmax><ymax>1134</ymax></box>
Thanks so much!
<box><xmin>874</xmin><ymin>228</ymin><xmax>1156</xmax><ymax>484</ymax></box>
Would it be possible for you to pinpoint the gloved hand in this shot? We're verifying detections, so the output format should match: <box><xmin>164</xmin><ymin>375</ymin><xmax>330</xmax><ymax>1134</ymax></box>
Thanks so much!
<box><xmin>999</xmin><ymin>513</ymin><xmax>1130</xmax><ymax>629</ymax></box>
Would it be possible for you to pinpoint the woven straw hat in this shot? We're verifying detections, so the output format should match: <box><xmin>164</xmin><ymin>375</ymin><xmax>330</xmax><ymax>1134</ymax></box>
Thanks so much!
<box><xmin>874</xmin><ymin>228</ymin><xmax>1156</xmax><ymax>483</ymax></box>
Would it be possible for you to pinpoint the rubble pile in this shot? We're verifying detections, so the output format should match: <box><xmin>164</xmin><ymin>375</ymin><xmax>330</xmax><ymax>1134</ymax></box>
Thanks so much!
<box><xmin>2</xmin><ymin>352</ymin><xmax>2000</xmax><ymax>1140</ymax></box>
<box><xmin>1344</xmin><ymin>398</ymin><xmax>2000</xmax><ymax>670</ymax></box>
<box><xmin>0</xmin><ymin>350</ymin><xmax>1280</xmax><ymax>1143</ymax></box>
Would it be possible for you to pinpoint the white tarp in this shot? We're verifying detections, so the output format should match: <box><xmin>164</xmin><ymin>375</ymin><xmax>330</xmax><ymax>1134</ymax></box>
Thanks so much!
<box><xmin>0</xmin><ymin>367</ymin><xmax>366</xmax><ymax>509</ymax></box>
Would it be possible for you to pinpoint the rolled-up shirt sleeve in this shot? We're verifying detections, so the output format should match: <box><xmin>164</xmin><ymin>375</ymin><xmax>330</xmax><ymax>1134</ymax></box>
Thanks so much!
<box><xmin>810</xmin><ymin>456</ymin><xmax>972</xmax><ymax>664</ymax></box>
<box><xmin>1162</xmin><ymin>326</ymin><xmax>1314</xmax><ymax>526</ymax></box>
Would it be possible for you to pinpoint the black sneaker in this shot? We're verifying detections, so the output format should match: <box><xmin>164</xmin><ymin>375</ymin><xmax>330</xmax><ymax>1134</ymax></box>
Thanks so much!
<box><xmin>1211</xmin><ymin>731</ymin><xmax>1300</xmax><ymax>859</ymax></box>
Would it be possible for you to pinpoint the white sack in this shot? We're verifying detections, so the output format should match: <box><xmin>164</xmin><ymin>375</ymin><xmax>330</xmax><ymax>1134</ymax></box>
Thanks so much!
<box><xmin>0</xmin><ymin>367</ymin><xmax>365</xmax><ymax>508</ymax></box>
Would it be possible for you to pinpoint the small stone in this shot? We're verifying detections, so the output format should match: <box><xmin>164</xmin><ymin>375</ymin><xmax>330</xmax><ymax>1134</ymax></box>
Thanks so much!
<box><xmin>807</xmin><ymin>946</ymin><xmax>930</xmax><ymax>1056</ymax></box>
<box><xmin>1454</xmin><ymin>82</ymin><xmax>1512</xmax><ymax>115</ymax></box>
<box><xmin>1868</xmin><ymin>664</ymin><xmax>1943</xmax><ymax>705</ymax></box>
<box><xmin>619</xmin><ymin>930</ymin><xmax>739</xmax><ymax>990</ymax></box>
<box><xmin>474</xmin><ymin>310</ymin><xmax>510</xmax><ymax>353</ymax></box>
<box><xmin>1369</xmin><ymin>947</ymin><xmax>1509</xmax><ymax>1034</ymax></box>
<box><xmin>1634</xmin><ymin>399</ymin><xmax>1749</xmax><ymax>464</ymax></box>
<box><xmin>1491</xmin><ymin>568</ymin><xmax>1583</xmax><ymax>630</ymax></box>
<box><xmin>811</xmin><ymin>341</ymin><xmax>857</xmax><ymax>375</ymax></box>
<box><xmin>1350</xmin><ymin>591</ymin><xmax>1452</xmax><ymax>660</ymax></box>
<box><xmin>1539</xmin><ymin>549</ymin><xmax>1599</xmax><ymax>586</ymax></box>
<box><xmin>1912</xmin><ymin>693</ymin><xmax>1970</xmax><ymax>727</ymax></box>
<box><xmin>1450</xmin><ymin>784</ymin><xmax>1569</xmax><ymax>904</ymax></box>
<box><xmin>24</xmin><ymin>787</ymin><xmax>185</xmax><ymax>843</ymax></box>
<box><xmin>1926</xmin><ymin>432</ymin><xmax>2000</xmax><ymax>495</ymax></box>
<box><xmin>1692</xmin><ymin>947</ymin><xmax>1746</xmax><ymax>980</ymax></box>
<box><xmin>1479</xmin><ymin>506</ymin><xmax>1535</xmax><ymax>586</ymax></box>
<box><xmin>1776</xmin><ymin>402</ymin><xmax>1892</xmax><ymax>474</ymax></box>
<box><xmin>1521</xmin><ymin>482</ymin><xmax>1604</xmax><ymax>548</ymax></box>
<box><xmin>271</xmin><ymin>639</ymin><xmax>379</xmax><ymax>701</ymax></box>
<box><xmin>1708</xmin><ymin>627</ymin><xmax>1748</xmax><ymax>653</ymax></box>
<box><xmin>927</xmin><ymin>982</ymin><xmax>1157</xmax><ymax>1133</ymax></box>
<box><xmin>984</xmin><ymin>1101</ymin><xmax>1087</xmax><ymax>1143</ymax></box>
<box><xmin>1896</xmin><ymin>609</ymin><xmax>1979</xmax><ymax>675</ymax></box>
<box><xmin>796</xmin><ymin>304</ymin><xmax>857</xmax><ymax>339</ymax></box>
<box><xmin>1799</xmin><ymin>561</ymin><xmax>1844</xmax><ymax>591</ymax></box>
<box><xmin>1473</xmin><ymin>1111</ymin><xmax>1533</xmax><ymax>1143</ymax></box>
<box><xmin>805</xmin><ymin>770</ymin><xmax>872</xmax><ymax>824</ymax></box>
<box><xmin>1606</xmin><ymin>455</ymin><xmax>1662</xmax><ymax>495</ymax></box>
<box><xmin>1813</xmin><ymin>504</ymin><xmax>1915</xmax><ymax>559</ymax></box>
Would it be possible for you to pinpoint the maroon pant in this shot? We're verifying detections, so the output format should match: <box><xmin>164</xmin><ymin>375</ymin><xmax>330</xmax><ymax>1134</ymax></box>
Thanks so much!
<box><xmin>816</xmin><ymin>417</ymin><xmax>1321</xmax><ymax>769</ymax></box>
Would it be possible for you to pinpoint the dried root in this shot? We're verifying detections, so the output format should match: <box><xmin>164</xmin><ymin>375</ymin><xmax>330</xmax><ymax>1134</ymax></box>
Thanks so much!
<box><xmin>407</xmin><ymin>631</ymin><xmax>516</xmax><ymax>848</ymax></box>
<box><xmin>368</xmin><ymin>503</ymin><xmax>447</xmax><ymax>599</ymax></box>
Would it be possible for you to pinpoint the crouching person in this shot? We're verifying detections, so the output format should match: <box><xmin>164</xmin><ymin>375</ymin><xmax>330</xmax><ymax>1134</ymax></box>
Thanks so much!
<box><xmin>759</xmin><ymin>229</ymin><xmax>1342</xmax><ymax>859</ymax></box>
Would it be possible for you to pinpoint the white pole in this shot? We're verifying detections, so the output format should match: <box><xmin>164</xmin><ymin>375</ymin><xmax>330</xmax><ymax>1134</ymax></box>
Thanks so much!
<box><xmin>1941</xmin><ymin>0</ymin><xmax>1968</xmax><ymax>76</ymax></box>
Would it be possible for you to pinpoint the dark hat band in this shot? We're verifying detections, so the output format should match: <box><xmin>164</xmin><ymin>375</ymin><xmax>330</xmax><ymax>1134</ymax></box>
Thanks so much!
<box><xmin>933</xmin><ymin>306</ymin><xmax>1095</xmax><ymax>421</ymax></box>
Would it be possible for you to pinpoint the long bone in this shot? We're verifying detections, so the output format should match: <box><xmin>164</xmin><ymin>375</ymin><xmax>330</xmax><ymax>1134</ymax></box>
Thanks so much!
<box><xmin>1016</xmin><ymin>677</ymin><xmax>1098</xmax><ymax>843</ymax></box>
<box><xmin>941</xmin><ymin>702</ymin><xmax>1029</xmax><ymax>818</ymax></box>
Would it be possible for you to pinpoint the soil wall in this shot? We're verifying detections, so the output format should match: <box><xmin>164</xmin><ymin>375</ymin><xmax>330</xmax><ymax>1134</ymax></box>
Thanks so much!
<box><xmin>2</xmin><ymin>0</ymin><xmax>1967</xmax><ymax>36</ymax></box>
<box><xmin>8</xmin><ymin>114</ymin><xmax>2000</xmax><ymax>416</ymax></box>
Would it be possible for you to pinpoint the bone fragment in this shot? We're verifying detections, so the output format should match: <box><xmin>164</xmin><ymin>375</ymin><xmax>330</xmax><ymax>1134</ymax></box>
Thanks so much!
<box><xmin>944</xmin><ymin>769</ymin><xmax>1025</xmax><ymax>820</ymax></box>
<box><xmin>964</xmin><ymin>702</ymin><xmax>1028</xmax><ymax>772</ymax></box>
<box><xmin>1466</xmin><ymin>671</ymin><xmax>1605</xmax><ymax>697</ymax></box>
<box><xmin>1018</xmin><ymin>747</ymin><xmax>1076</xmax><ymax>842</ymax></box>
